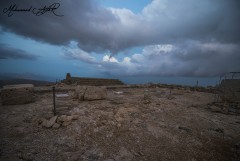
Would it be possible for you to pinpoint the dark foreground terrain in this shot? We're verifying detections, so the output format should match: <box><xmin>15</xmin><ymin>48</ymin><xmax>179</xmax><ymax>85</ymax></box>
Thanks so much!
<box><xmin>0</xmin><ymin>85</ymin><xmax>239</xmax><ymax>161</ymax></box>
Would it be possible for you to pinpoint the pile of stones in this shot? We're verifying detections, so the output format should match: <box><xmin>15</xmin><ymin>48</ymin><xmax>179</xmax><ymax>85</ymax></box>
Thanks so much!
<box><xmin>40</xmin><ymin>114</ymin><xmax>79</xmax><ymax>128</ymax></box>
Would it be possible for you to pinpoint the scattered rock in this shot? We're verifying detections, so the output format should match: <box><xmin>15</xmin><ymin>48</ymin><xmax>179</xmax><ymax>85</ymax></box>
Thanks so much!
<box><xmin>62</xmin><ymin>121</ymin><xmax>72</xmax><ymax>127</ymax></box>
<box><xmin>49</xmin><ymin>116</ymin><xmax>58</xmax><ymax>126</ymax></box>
<box><xmin>210</xmin><ymin>106</ymin><xmax>222</xmax><ymax>113</ymax></box>
<box><xmin>70</xmin><ymin>107</ymin><xmax>85</xmax><ymax>115</ymax></box>
<box><xmin>18</xmin><ymin>152</ymin><xmax>34</xmax><ymax>161</ymax></box>
<box><xmin>41</xmin><ymin>118</ymin><xmax>48</xmax><ymax>127</ymax></box>
<box><xmin>52</xmin><ymin>123</ymin><xmax>61</xmax><ymax>129</ymax></box>
<box><xmin>167</xmin><ymin>95</ymin><xmax>175</xmax><ymax>100</ymax></box>
<box><xmin>84</xmin><ymin>86</ymin><xmax>107</xmax><ymax>101</ymax></box>
<box><xmin>213</xmin><ymin>128</ymin><xmax>224</xmax><ymax>133</ymax></box>
<box><xmin>54</xmin><ymin>114</ymin><xmax>78</xmax><ymax>127</ymax></box>
<box><xmin>131</xmin><ymin>150</ymin><xmax>144</xmax><ymax>157</ymax></box>
<box><xmin>57</xmin><ymin>115</ymin><xmax>68</xmax><ymax>123</ymax></box>
<box><xmin>42</xmin><ymin>116</ymin><xmax>58</xmax><ymax>128</ymax></box>
<box><xmin>114</xmin><ymin>147</ymin><xmax>133</xmax><ymax>161</ymax></box>
<box><xmin>66</xmin><ymin>116</ymin><xmax>74</xmax><ymax>122</ymax></box>
<box><xmin>72</xmin><ymin>115</ymin><xmax>79</xmax><ymax>120</ymax></box>
<box><xmin>38</xmin><ymin>118</ymin><xmax>46</xmax><ymax>125</ymax></box>
<box><xmin>83</xmin><ymin>149</ymin><xmax>102</xmax><ymax>161</ymax></box>
<box><xmin>178</xmin><ymin>126</ymin><xmax>192</xmax><ymax>132</ymax></box>
<box><xmin>143</xmin><ymin>93</ymin><xmax>151</xmax><ymax>104</ymax></box>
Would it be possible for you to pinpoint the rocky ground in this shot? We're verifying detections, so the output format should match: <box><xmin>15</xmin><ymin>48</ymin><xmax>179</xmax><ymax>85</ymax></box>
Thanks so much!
<box><xmin>0</xmin><ymin>85</ymin><xmax>240</xmax><ymax>161</ymax></box>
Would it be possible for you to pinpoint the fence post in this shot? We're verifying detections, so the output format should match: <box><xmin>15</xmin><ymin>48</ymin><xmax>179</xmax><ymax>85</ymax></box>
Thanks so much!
<box><xmin>52</xmin><ymin>86</ymin><xmax>56</xmax><ymax>116</ymax></box>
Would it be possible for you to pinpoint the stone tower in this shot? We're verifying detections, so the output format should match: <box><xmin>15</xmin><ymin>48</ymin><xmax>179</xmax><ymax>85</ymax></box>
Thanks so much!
<box><xmin>66</xmin><ymin>73</ymin><xmax>72</xmax><ymax>84</ymax></box>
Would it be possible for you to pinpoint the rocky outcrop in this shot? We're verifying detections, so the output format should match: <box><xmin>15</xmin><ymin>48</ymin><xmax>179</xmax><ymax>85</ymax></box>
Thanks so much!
<box><xmin>1</xmin><ymin>84</ymin><xmax>35</xmax><ymax>105</ymax></box>
<box><xmin>75</xmin><ymin>86</ymin><xmax>87</xmax><ymax>100</ymax></box>
<box><xmin>84</xmin><ymin>86</ymin><xmax>107</xmax><ymax>101</ymax></box>
<box><xmin>41</xmin><ymin>116</ymin><xmax>58</xmax><ymax>128</ymax></box>
<box><xmin>73</xmin><ymin>86</ymin><xmax>107</xmax><ymax>101</ymax></box>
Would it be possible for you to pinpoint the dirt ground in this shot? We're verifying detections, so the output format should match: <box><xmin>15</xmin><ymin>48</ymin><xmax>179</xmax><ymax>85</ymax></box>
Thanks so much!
<box><xmin>0</xmin><ymin>86</ymin><xmax>240</xmax><ymax>161</ymax></box>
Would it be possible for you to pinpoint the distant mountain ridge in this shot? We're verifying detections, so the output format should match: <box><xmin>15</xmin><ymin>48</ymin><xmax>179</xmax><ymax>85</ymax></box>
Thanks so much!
<box><xmin>0</xmin><ymin>79</ymin><xmax>54</xmax><ymax>88</ymax></box>
<box><xmin>0</xmin><ymin>73</ymin><xmax>55</xmax><ymax>81</ymax></box>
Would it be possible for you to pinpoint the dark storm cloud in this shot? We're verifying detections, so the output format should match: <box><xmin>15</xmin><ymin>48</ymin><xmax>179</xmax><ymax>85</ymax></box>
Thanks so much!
<box><xmin>0</xmin><ymin>0</ymin><xmax>240</xmax><ymax>54</ymax></box>
<box><xmin>1</xmin><ymin>0</ymin><xmax>240</xmax><ymax>77</ymax></box>
<box><xmin>0</xmin><ymin>44</ymin><xmax>39</xmax><ymax>60</ymax></box>
<box><xmin>0</xmin><ymin>0</ymin><xmax>119</xmax><ymax>53</ymax></box>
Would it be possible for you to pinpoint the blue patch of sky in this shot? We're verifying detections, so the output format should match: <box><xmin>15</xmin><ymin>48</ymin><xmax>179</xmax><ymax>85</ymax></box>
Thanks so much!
<box><xmin>100</xmin><ymin>0</ymin><xmax>151</xmax><ymax>13</ymax></box>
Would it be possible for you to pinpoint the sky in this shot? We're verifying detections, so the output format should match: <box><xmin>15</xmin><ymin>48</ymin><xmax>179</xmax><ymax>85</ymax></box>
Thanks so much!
<box><xmin>0</xmin><ymin>0</ymin><xmax>240</xmax><ymax>86</ymax></box>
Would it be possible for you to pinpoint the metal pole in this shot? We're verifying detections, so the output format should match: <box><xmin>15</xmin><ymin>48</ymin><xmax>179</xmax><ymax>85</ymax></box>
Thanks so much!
<box><xmin>52</xmin><ymin>86</ymin><xmax>56</xmax><ymax>116</ymax></box>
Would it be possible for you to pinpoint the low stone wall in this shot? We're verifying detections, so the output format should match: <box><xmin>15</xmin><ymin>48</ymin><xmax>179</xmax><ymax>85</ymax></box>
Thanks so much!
<box><xmin>1</xmin><ymin>84</ymin><xmax>35</xmax><ymax>105</ymax></box>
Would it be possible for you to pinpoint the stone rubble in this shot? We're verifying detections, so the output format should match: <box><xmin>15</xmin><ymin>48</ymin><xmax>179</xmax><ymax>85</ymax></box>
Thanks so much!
<box><xmin>41</xmin><ymin>114</ymin><xmax>79</xmax><ymax>128</ymax></box>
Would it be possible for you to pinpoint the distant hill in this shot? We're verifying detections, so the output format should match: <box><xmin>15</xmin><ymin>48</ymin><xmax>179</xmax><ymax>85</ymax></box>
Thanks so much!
<box><xmin>0</xmin><ymin>79</ymin><xmax>54</xmax><ymax>88</ymax></box>
<box><xmin>0</xmin><ymin>73</ymin><xmax>55</xmax><ymax>81</ymax></box>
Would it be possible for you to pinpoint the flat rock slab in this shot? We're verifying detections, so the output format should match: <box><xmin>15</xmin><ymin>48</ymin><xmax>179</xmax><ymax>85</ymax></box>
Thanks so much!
<box><xmin>1</xmin><ymin>84</ymin><xmax>35</xmax><ymax>105</ymax></box>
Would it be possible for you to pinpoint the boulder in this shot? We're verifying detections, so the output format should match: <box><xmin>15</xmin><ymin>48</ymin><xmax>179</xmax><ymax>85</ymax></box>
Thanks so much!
<box><xmin>1</xmin><ymin>84</ymin><xmax>35</xmax><ymax>105</ymax></box>
<box><xmin>84</xmin><ymin>86</ymin><xmax>107</xmax><ymax>101</ymax></box>
<box><xmin>75</xmin><ymin>86</ymin><xmax>87</xmax><ymax>100</ymax></box>
<box><xmin>57</xmin><ymin>115</ymin><xmax>67</xmax><ymax>123</ymax></box>
<box><xmin>42</xmin><ymin>116</ymin><xmax>58</xmax><ymax>128</ymax></box>
<box><xmin>52</xmin><ymin>123</ymin><xmax>61</xmax><ymax>129</ymax></box>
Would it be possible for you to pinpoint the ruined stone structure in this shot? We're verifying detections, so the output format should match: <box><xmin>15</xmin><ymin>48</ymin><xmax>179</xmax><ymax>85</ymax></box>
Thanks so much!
<box><xmin>218</xmin><ymin>79</ymin><xmax>240</xmax><ymax>103</ymax></box>
<box><xmin>63</xmin><ymin>73</ymin><xmax>124</xmax><ymax>86</ymax></box>
<box><xmin>1</xmin><ymin>84</ymin><xmax>35</xmax><ymax>105</ymax></box>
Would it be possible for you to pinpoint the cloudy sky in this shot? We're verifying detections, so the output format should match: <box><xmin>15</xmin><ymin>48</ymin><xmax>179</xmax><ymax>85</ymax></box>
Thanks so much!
<box><xmin>0</xmin><ymin>0</ymin><xmax>239</xmax><ymax>86</ymax></box>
